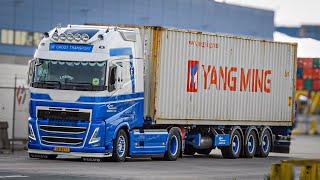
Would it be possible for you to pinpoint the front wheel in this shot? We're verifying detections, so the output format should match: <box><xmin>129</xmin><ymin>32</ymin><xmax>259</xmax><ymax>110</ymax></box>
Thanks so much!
<box><xmin>164</xmin><ymin>128</ymin><xmax>182</xmax><ymax>161</ymax></box>
<box><xmin>112</xmin><ymin>129</ymin><xmax>128</xmax><ymax>162</ymax></box>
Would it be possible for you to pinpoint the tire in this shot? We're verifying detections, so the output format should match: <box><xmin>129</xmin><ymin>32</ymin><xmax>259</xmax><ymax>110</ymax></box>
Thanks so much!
<box><xmin>112</xmin><ymin>129</ymin><xmax>128</xmax><ymax>162</ymax></box>
<box><xmin>29</xmin><ymin>153</ymin><xmax>57</xmax><ymax>160</ymax></box>
<box><xmin>164</xmin><ymin>128</ymin><xmax>182</xmax><ymax>161</ymax></box>
<box><xmin>196</xmin><ymin>149</ymin><xmax>212</xmax><ymax>155</ymax></box>
<box><xmin>184</xmin><ymin>144</ymin><xmax>196</xmax><ymax>156</ymax></box>
<box><xmin>243</xmin><ymin>129</ymin><xmax>257</xmax><ymax>158</ymax></box>
<box><xmin>256</xmin><ymin>129</ymin><xmax>272</xmax><ymax>158</ymax></box>
<box><xmin>221</xmin><ymin>129</ymin><xmax>242</xmax><ymax>159</ymax></box>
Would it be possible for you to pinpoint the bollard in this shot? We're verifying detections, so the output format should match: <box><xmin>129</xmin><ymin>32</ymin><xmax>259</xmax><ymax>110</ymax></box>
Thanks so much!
<box><xmin>309</xmin><ymin>118</ymin><xmax>318</xmax><ymax>135</ymax></box>
<box><xmin>268</xmin><ymin>160</ymin><xmax>320</xmax><ymax>180</ymax></box>
<box><xmin>269</xmin><ymin>163</ymin><xmax>281</xmax><ymax>180</ymax></box>
<box><xmin>0</xmin><ymin>121</ymin><xmax>10</xmax><ymax>150</ymax></box>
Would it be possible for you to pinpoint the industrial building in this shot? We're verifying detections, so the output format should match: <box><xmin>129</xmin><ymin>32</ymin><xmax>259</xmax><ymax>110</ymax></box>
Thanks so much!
<box><xmin>0</xmin><ymin>0</ymin><xmax>274</xmax><ymax>64</ymax></box>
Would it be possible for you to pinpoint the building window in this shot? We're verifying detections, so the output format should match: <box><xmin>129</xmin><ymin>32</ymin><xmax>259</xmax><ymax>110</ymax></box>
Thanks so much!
<box><xmin>33</xmin><ymin>32</ymin><xmax>42</xmax><ymax>47</ymax></box>
<box><xmin>1</xmin><ymin>29</ymin><xmax>14</xmax><ymax>45</ymax></box>
<box><xmin>0</xmin><ymin>28</ymin><xmax>42</xmax><ymax>47</ymax></box>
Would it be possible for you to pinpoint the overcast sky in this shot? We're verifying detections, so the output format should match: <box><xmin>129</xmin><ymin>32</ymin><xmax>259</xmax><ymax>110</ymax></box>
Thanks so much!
<box><xmin>215</xmin><ymin>0</ymin><xmax>320</xmax><ymax>26</ymax></box>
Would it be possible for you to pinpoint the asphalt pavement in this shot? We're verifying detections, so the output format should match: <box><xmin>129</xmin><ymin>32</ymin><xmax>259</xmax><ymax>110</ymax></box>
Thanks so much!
<box><xmin>0</xmin><ymin>135</ymin><xmax>319</xmax><ymax>180</ymax></box>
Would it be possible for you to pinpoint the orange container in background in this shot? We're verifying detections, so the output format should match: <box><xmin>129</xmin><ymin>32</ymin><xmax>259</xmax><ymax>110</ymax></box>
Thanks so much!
<box><xmin>296</xmin><ymin>79</ymin><xmax>304</xmax><ymax>90</ymax></box>
<box><xmin>303</xmin><ymin>68</ymin><xmax>313</xmax><ymax>79</ymax></box>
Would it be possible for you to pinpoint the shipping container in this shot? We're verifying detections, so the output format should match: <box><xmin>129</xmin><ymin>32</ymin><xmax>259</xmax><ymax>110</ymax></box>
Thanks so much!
<box><xmin>303</xmin><ymin>68</ymin><xmax>313</xmax><ymax>79</ymax></box>
<box><xmin>296</xmin><ymin>79</ymin><xmax>304</xmax><ymax>90</ymax></box>
<box><xmin>303</xmin><ymin>79</ymin><xmax>313</xmax><ymax>90</ymax></box>
<box><xmin>297</xmin><ymin>68</ymin><xmax>303</xmax><ymax>79</ymax></box>
<box><xmin>297</xmin><ymin>58</ymin><xmax>304</xmax><ymax>68</ymax></box>
<box><xmin>301</xmin><ymin>58</ymin><xmax>313</xmax><ymax>69</ymax></box>
<box><xmin>313</xmin><ymin>68</ymin><xmax>320</xmax><ymax>79</ymax></box>
<box><xmin>313</xmin><ymin>80</ymin><xmax>320</xmax><ymax>91</ymax></box>
<box><xmin>145</xmin><ymin>28</ymin><xmax>297</xmax><ymax>126</ymax></box>
<box><xmin>313</xmin><ymin>58</ymin><xmax>320</xmax><ymax>68</ymax></box>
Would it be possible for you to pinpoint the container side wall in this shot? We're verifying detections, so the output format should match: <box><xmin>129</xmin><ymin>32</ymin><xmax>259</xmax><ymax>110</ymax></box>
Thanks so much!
<box><xmin>154</xmin><ymin>29</ymin><xmax>296</xmax><ymax>126</ymax></box>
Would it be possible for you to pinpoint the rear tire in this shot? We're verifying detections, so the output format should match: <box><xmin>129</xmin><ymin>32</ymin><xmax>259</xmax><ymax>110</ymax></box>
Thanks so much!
<box><xmin>243</xmin><ymin>129</ymin><xmax>257</xmax><ymax>158</ymax></box>
<box><xmin>164</xmin><ymin>128</ymin><xmax>182</xmax><ymax>161</ymax></box>
<box><xmin>112</xmin><ymin>129</ymin><xmax>128</xmax><ymax>162</ymax></box>
<box><xmin>256</xmin><ymin>129</ymin><xmax>272</xmax><ymax>158</ymax></box>
<box><xmin>221</xmin><ymin>129</ymin><xmax>242</xmax><ymax>159</ymax></box>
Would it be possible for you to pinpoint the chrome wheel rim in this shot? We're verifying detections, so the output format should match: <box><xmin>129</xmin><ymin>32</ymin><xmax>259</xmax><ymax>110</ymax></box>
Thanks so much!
<box><xmin>117</xmin><ymin>135</ymin><xmax>126</xmax><ymax>157</ymax></box>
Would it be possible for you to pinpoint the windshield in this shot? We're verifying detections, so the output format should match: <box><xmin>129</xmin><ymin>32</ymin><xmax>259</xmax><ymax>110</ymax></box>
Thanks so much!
<box><xmin>32</xmin><ymin>59</ymin><xmax>107</xmax><ymax>91</ymax></box>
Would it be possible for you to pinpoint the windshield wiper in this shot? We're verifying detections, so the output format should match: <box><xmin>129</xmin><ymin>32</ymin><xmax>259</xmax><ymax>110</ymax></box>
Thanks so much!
<box><xmin>64</xmin><ymin>81</ymin><xmax>95</xmax><ymax>91</ymax></box>
<box><xmin>64</xmin><ymin>81</ymin><xmax>106</xmax><ymax>91</ymax></box>
<box><xmin>33</xmin><ymin>81</ymin><xmax>61</xmax><ymax>89</ymax></box>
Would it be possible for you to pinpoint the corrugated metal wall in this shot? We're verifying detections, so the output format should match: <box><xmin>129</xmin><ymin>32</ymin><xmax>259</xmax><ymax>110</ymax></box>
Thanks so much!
<box><xmin>0</xmin><ymin>0</ymin><xmax>274</xmax><ymax>57</ymax></box>
<box><xmin>152</xmin><ymin>29</ymin><xmax>295</xmax><ymax>126</ymax></box>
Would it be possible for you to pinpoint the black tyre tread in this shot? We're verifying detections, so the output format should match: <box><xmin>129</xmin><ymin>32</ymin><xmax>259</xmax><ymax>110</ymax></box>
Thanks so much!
<box><xmin>243</xmin><ymin>130</ymin><xmax>258</xmax><ymax>158</ymax></box>
<box><xmin>112</xmin><ymin>129</ymin><xmax>128</xmax><ymax>162</ymax></box>
<box><xmin>164</xmin><ymin>128</ymin><xmax>182</xmax><ymax>161</ymax></box>
<box><xmin>256</xmin><ymin>130</ymin><xmax>271</xmax><ymax>158</ymax></box>
<box><xmin>221</xmin><ymin>130</ymin><xmax>242</xmax><ymax>159</ymax></box>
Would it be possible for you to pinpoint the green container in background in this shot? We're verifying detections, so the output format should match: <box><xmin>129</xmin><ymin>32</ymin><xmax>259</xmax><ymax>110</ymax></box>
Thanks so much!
<box><xmin>313</xmin><ymin>58</ymin><xmax>320</xmax><ymax>68</ymax></box>
<box><xmin>303</xmin><ymin>79</ymin><xmax>313</xmax><ymax>90</ymax></box>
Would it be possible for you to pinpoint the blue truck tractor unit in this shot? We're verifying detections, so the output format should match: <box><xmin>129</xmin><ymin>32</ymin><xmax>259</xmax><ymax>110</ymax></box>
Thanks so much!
<box><xmin>27</xmin><ymin>25</ymin><xmax>296</xmax><ymax>161</ymax></box>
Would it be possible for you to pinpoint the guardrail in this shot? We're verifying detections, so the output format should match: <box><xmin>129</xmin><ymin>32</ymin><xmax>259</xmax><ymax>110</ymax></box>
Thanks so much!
<box><xmin>267</xmin><ymin>159</ymin><xmax>320</xmax><ymax>180</ymax></box>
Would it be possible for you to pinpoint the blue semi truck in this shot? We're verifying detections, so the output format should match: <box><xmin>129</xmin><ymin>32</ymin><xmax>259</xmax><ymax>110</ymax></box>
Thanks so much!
<box><xmin>27</xmin><ymin>25</ymin><xmax>296</xmax><ymax>161</ymax></box>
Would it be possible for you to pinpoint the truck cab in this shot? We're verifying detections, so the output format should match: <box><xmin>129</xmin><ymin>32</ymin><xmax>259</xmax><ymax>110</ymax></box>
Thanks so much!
<box><xmin>27</xmin><ymin>25</ymin><xmax>169</xmax><ymax>161</ymax></box>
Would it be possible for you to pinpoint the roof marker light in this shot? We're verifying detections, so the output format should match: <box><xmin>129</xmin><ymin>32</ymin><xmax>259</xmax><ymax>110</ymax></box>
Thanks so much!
<box><xmin>74</xmin><ymin>33</ymin><xmax>81</xmax><ymax>42</ymax></box>
<box><xmin>81</xmin><ymin>33</ymin><xmax>89</xmax><ymax>42</ymax></box>
<box><xmin>59</xmin><ymin>33</ymin><xmax>67</xmax><ymax>41</ymax></box>
<box><xmin>66</xmin><ymin>33</ymin><xmax>74</xmax><ymax>41</ymax></box>
<box><xmin>52</xmin><ymin>32</ymin><xmax>59</xmax><ymax>41</ymax></box>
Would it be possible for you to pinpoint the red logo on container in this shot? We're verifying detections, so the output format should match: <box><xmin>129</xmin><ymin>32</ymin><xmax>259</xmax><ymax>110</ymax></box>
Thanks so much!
<box><xmin>187</xmin><ymin>60</ymin><xmax>199</xmax><ymax>92</ymax></box>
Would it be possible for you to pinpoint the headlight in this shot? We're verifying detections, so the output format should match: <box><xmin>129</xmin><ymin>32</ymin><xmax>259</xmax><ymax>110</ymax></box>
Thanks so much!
<box><xmin>52</xmin><ymin>32</ymin><xmax>59</xmax><ymax>41</ymax></box>
<box><xmin>59</xmin><ymin>33</ymin><xmax>66</xmax><ymax>41</ymax></box>
<box><xmin>28</xmin><ymin>124</ymin><xmax>36</xmax><ymax>141</ymax></box>
<box><xmin>81</xmin><ymin>33</ymin><xmax>89</xmax><ymax>42</ymax></box>
<box><xmin>89</xmin><ymin>127</ymin><xmax>100</xmax><ymax>144</ymax></box>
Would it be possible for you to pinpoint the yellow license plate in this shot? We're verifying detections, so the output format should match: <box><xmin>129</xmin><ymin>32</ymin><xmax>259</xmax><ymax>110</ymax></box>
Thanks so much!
<box><xmin>54</xmin><ymin>147</ymin><xmax>70</xmax><ymax>153</ymax></box>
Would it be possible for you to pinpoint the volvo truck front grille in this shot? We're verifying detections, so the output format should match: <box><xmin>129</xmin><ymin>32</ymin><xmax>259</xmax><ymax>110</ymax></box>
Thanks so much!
<box><xmin>39</xmin><ymin>125</ymin><xmax>87</xmax><ymax>134</ymax></box>
<box><xmin>41</xmin><ymin>136</ymin><xmax>83</xmax><ymax>145</ymax></box>
<box><xmin>37</xmin><ymin>107</ymin><xmax>91</xmax><ymax>121</ymax></box>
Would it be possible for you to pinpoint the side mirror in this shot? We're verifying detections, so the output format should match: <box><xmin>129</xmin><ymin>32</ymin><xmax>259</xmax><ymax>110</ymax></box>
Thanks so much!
<box><xmin>27</xmin><ymin>59</ymin><xmax>35</xmax><ymax>85</ymax></box>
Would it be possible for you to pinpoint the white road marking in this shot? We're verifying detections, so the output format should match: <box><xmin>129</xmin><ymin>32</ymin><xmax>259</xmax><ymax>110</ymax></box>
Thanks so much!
<box><xmin>0</xmin><ymin>175</ymin><xmax>28</xmax><ymax>178</ymax></box>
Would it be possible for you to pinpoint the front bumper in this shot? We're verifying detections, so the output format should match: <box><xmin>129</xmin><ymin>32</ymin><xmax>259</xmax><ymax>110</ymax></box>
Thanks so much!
<box><xmin>28</xmin><ymin>149</ymin><xmax>112</xmax><ymax>158</ymax></box>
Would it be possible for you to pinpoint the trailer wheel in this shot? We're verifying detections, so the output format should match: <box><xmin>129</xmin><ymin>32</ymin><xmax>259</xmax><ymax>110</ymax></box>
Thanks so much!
<box><xmin>112</xmin><ymin>129</ymin><xmax>128</xmax><ymax>162</ymax></box>
<box><xmin>196</xmin><ymin>149</ymin><xmax>212</xmax><ymax>155</ymax></box>
<box><xmin>221</xmin><ymin>129</ymin><xmax>242</xmax><ymax>159</ymax></box>
<box><xmin>184</xmin><ymin>144</ymin><xmax>196</xmax><ymax>156</ymax></box>
<box><xmin>256</xmin><ymin>129</ymin><xmax>271</xmax><ymax>157</ymax></box>
<box><xmin>243</xmin><ymin>129</ymin><xmax>257</xmax><ymax>158</ymax></box>
<box><xmin>29</xmin><ymin>153</ymin><xmax>57</xmax><ymax>160</ymax></box>
<box><xmin>164</xmin><ymin>128</ymin><xmax>182</xmax><ymax>161</ymax></box>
